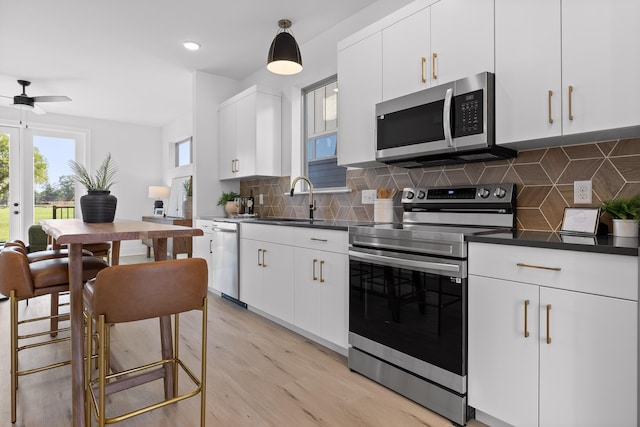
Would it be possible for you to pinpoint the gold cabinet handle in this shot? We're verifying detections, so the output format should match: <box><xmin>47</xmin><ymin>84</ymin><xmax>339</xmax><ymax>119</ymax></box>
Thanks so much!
<box><xmin>257</xmin><ymin>249</ymin><xmax>262</xmax><ymax>266</ymax></box>
<box><xmin>312</xmin><ymin>259</ymin><xmax>318</xmax><ymax>281</ymax></box>
<box><xmin>524</xmin><ymin>299</ymin><xmax>530</xmax><ymax>338</ymax></box>
<box><xmin>432</xmin><ymin>53</ymin><xmax>438</xmax><ymax>80</ymax></box>
<box><xmin>262</xmin><ymin>249</ymin><xmax>267</xmax><ymax>267</ymax></box>
<box><xmin>546</xmin><ymin>304</ymin><xmax>552</xmax><ymax>344</ymax></box>
<box><xmin>548</xmin><ymin>90</ymin><xmax>553</xmax><ymax>124</ymax></box>
<box><xmin>568</xmin><ymin>85</ymin><xmax>574</xmax><ymax>120</ymax></box>
<box><xmin>320</xmin><ymin>260</ymin><xmax>325</xmax><ymax>283</ymax></box>
<box><xmin>516</xmin><ymin>263</ymin><xmax>561</xmax><ymax>272</ymax></box>
<box><xmin>235</xmin><ymin>158</ymin><xmax>240</xmax><ymax>173</ymax></box>
<box><xmin>231</xmin><ymin>159</ymin><xmax>235</xmax><ymax>173</ymax></box>
<box><xmin>421</xmin><ymin>57</ymin><xmax>426</xmax><ymax>83</ymax></box>
<box><xmin>310</xmin><ymin>237</ymin><xmax>328</xmax><ymax>242</ymax></box>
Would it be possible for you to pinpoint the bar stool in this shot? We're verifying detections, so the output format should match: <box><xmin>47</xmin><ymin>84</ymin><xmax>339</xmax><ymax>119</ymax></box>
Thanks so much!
<box><xmin>83</xmin><ymin>258</ymin><xmax>208</xmax><ymax>426</ymax></box>
<box><xmin>0</xmin><ymin>246</ymin><xmax>109</xmax><ymax>424</ymax></box>
<box><xmin>3</xmin><ymin>240</ymin><xmax>94</xmax><ymax>327</ymax></box>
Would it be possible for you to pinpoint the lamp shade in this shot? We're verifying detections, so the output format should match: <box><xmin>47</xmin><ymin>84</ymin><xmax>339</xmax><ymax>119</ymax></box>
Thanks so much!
<box><xmin>148</xmin><ymin>185</ymin><xmax>170</xmax><ymax>199</ymax></box>
<box><xmin>267</xmin><ymin>19</ymin><xmax>302</xmax><ymax>75</ymax></box>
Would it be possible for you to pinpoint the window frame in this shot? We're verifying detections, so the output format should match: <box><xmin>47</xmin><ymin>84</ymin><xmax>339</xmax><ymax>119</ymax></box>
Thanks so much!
<box><xmin>174</xmin><ymin>137</ymin><xmax>192</xmax><ymax>167</ymax></box>
<box><xmin>301</xmin><ymin>75</ymin><xmax>346</xmax><ymax>193</ymax></box>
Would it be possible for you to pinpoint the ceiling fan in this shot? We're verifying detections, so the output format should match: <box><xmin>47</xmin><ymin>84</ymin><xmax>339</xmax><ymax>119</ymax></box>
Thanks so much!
<box><xmin>0</xmin><ymin>80</ymin><xmax>71</xmax><ymax>114</ymax></box>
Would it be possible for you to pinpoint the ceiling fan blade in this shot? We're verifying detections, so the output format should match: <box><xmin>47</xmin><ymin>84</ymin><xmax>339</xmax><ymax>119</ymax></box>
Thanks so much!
<box><xmin>32</xmin><ymin>95</ymin><xmax>71</xmax><ymax>102</ymax></box>
<box><xmin>32</xmin><ymin>105</ymin><xmax>47</xmax><ymax>115</ymax></box>
<box><xmin>0</xmin><ymin>95</ymin><xmax>12</xmax><ymax>106</ymax></box>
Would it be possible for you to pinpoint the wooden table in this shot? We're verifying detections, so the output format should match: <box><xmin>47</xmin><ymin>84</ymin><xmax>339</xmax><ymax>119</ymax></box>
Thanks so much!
<box><xmin>39</xmin><ymin>219</ymin><xmax>203</xmax><ymax>427</ymax></box>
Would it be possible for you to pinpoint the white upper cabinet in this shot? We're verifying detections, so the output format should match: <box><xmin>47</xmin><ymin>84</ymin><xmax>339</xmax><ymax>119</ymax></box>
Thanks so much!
<box><xmin>430</xmin><ymin>0</ymin><xmax>495</xmax><ymax>85</ymax></box>
<box><xmin>562</xmin><ymin>0</ymin><xmax>640</xmax><ymax>135</ymax></box>
<box><xmin>495</xmin><ymin>0</ymin><xmax>561</xmax><ymax>144</ymax></box>
<box><xmin>382</xmin><ymin>8</ymin><xmax>431</xmax><ymax>101</ymax></box>
<box><xmin>218</xmin><ymin>85</ymin><xmax>281</xmax><ymax>180</ymax></box>
<box><xmin>337</xmin><ymin>0</ymin><xmax>494</xmax><ymax>167</ymax></box>
<box><xmin>496</xmin><ymin>0</ymin><xmax>640</xmax><ymax>145</ymax></box>
<box><xmin>337</xmin><ymin>32</ymin><xmax>382</xmax><ymax>167</ymax></box>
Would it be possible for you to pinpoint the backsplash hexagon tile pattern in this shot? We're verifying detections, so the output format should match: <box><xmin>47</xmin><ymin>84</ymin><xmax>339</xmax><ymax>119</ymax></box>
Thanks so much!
<box><xmin>240</xmin><ymin>137</ymin><xmax>640</xmax><ymax>232</ymax></box>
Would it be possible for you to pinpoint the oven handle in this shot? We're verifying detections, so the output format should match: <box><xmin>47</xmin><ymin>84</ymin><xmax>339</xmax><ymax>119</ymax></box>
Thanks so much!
<box><xmin>348</xmin><ymin>250</ymin><xmax>460</xmax><ymax>273</ymax></box>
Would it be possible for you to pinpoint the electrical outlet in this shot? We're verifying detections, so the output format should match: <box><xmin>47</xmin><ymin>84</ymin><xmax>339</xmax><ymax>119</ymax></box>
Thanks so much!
<box><xmin>259</xmin><ymin>194</ymin><xmax>264</xmax><ymax>205</ymax></box>
<box><xmin>362</xmin><ymin>189</ymin><xmax>376</xmax><ymax>205</ymax></box>
<box><xmin>574</xmin><ymin>180</ymin><xmax>592</xmax><ymax>204</ymax></box>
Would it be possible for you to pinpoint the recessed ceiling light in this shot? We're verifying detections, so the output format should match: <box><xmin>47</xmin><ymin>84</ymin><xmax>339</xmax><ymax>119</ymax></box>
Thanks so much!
<box><xmin>183</xmin><ymin>41</ymin><xmax>201</xmax><ymax>51</ymax></box>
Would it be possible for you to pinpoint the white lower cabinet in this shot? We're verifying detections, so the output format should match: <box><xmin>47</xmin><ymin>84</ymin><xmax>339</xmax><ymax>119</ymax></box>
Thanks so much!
<box><xmin>239</xmin><ymin>223</ymin><xmax>349</xmax><ymax>350</ymax></box>
<box><xmin>294</xmin><ymin>244</ymin><xmax>348</xmax><ymax>349</ymax></box>
<box><xmin>240</xmin><ymin>224</ymin><xmax>294</xmax><ymax>324</ymax></box>
<box><xmin>468</xmin><ymin>242</ymin><xmax>638</xmax><ymax>427</ymax></box>
<box><xmin>193</xmin><ymin>219</ymin><xmax>215</xmax><ymax>292</ymax></box>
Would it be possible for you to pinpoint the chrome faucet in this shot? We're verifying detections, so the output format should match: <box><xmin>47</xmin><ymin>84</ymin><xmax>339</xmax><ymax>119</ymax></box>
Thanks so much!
<box><xmin>290</xmin><ymin>176</ymin><xmax>316</xmax><ymax>220</ymax></box>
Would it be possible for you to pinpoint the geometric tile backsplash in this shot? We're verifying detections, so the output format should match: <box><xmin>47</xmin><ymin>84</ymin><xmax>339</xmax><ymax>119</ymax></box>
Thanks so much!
<box><xmin>240</xmin><ymin>137</ymin><xmax>640</xmax><ymax>232</ymax></box>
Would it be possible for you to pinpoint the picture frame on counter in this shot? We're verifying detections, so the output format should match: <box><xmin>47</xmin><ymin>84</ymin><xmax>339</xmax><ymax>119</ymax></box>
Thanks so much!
<box><xmin>154</xmin><ymin>207</ymin><xmax>164</xmax><ymax>216</ymax></box>
<box><xmin>560</xmin><ymin>207</ymin><xmax>600</xmax><ymax>236</ymax></box>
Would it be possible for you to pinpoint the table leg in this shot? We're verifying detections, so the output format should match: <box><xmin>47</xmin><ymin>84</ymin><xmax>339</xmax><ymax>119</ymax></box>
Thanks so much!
<box><xmin>111</xmin><ymin>241</ymin><xmax>121</xmax><ymax>266</ymax></box>
<box><xmin>69</xmin><ymin>243</ymin><xmax>86</xmax><ymax>427</ymax></box>
<box><xmin>153</xmin><ymin>238</ymin><xmax>175</xmax><ymax>399</ymax></box>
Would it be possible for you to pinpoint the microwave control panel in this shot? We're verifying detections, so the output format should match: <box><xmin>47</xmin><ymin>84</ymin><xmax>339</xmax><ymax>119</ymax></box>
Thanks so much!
<box><xmin>453</xmin><ymin>89</ymin><xmax>483</xmax><ymax>137</ymax></box>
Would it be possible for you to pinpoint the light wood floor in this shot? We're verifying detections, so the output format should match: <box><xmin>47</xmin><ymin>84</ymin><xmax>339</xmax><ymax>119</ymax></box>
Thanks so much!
<box><xmin>0</xmin><ymin>255</ymin><xmax>487</xmax><ymax>427</ymax></box>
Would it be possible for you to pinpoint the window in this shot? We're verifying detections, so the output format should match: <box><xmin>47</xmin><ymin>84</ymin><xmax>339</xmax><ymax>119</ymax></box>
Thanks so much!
<box><xmin>175</xmin><ymin>138</ymin><xmax>192</xmax><ymax>167</ymax></box>
<box><xmin>303</xmin><ymin>76</ymin><xmax>346</xmax><ymax>190</ymax></box>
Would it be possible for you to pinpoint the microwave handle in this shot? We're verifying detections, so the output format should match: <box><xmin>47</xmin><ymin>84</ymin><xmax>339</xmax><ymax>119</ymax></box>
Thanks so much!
<box><xmin>443</xmin><ymin>88</ymin><xmax>454</xmax><ymax>147</ymax></box>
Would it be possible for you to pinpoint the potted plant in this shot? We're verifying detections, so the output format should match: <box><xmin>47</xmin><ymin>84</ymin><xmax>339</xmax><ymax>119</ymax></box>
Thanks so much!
<box><xmin>601</xmin><ymin>195</ymin><xmax>640</xmax><ymax>237</ymax></box>
<box><xmin>217</xmin><ymin>191</ymin><xmax>241</xmax><ymax>217</ymax></box>
<box><xmin>182</xmin><ymin>177</ymin><xmax>193</xmax><ymax>219</ymax></box>
<box><xmin>68</xmin><ymin>153</ymin><xmax>118</xmax><ymax>223</ymax></box>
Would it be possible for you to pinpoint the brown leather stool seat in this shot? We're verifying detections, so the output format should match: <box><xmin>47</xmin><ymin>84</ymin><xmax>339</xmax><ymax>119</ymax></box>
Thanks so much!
<box><xmin>0</xmin><ymin>246</ymin><xmax>109</xmax><ymax>423</ymax></box>
<box><xmin>83</xmin><ymin>258</ymin><xmax>208</xmax><ymax>426</ymax></box>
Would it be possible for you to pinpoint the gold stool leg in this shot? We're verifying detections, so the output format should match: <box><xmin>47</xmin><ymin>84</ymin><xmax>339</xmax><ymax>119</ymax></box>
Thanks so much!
<box><xmin>201</xmin><ymin>297</ymin><xmax>208</xmax><ymax>427</ymax></box>
<box><xmin>173</xmin><ymin>314</ymin><xmax>179</xmax><ymax>397</ymax></box>
<box><xmin>98</xmin><ymin>314</ymin><xmax>107</xmax><ymax>427</ymax></box>
<box><xmin>85</xmin><ymin>310</ymin><xmax>93</xmax><ymax>426</ymax></box>
<box><xmin>10</xmin><ymin>290</ymin><xmax>18</xmax><ymax>423</ymax></box>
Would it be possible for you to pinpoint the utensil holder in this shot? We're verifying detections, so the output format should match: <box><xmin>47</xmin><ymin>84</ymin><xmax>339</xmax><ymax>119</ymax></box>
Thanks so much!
<box><xmin>374</xmin><ymin>199</ymin><xmax>394</xmax><ymax>223</ymax></box>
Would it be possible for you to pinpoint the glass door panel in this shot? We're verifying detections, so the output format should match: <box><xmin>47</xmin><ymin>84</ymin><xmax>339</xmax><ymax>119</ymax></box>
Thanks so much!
<box><xmin>0</xmin><ymin>126</ymin><xmax>21</xmax><ymax>243</ymax></box>
<box><xmin>0</xmin><ymin>126</ymin><xmax>79</xmax><ymax>243</ymax></box>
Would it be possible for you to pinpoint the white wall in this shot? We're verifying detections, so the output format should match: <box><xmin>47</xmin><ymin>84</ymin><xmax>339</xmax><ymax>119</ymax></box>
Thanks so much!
<box><xmin>192</xmin><ymin>71</ymin><xmax>241</xmax><ymax>218</ymax></box>
<box><xmin>0</xmin><ymin>107</ymin><xmax>162</xmax><ymax>256</ymax></box>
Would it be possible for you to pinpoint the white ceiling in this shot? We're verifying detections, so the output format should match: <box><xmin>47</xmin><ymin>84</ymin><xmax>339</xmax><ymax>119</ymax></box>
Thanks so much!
<box><xmin>0</xmin><ymin>0</ymin><xmax>381</xmax><ymax>127</ymax></box>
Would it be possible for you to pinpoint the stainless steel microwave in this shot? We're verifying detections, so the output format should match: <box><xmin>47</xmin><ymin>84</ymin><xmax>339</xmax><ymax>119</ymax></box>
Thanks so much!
<box><xmin>375</xmin><ymin>72</ymin><xmax>516</xmax><ymax>167</ymax></box>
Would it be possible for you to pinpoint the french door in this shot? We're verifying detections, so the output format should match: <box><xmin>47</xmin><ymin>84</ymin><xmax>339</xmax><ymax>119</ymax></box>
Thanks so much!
<box><xmin>0</xmin><ymin>124</ymin><xmax>82</xmax><ymax>242</ymax></box>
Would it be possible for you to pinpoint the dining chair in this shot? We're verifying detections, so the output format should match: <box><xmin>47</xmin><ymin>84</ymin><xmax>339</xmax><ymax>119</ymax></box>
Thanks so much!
<box><xmin>0</xmin><ymin>245</ymin><xmax>109</xmax><ymax>423</ymax></box>
<box><xmin>83</xmin><ymin>258</ymin><xmax>208</xmax><ymax>426</ymax></box>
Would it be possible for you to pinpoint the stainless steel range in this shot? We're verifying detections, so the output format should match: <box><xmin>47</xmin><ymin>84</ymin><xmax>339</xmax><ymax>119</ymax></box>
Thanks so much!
<box><xmin>348</xmin><ymin>183</ymin><xmax>516</xmax><ymax>426</ymax></box>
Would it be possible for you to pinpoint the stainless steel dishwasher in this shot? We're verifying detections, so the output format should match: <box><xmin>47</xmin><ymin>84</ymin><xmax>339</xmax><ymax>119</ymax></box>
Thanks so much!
<box><xmin>206</xmin><ymin>220</ymin><xmax>245</xmax><ymax>307</ymax></box>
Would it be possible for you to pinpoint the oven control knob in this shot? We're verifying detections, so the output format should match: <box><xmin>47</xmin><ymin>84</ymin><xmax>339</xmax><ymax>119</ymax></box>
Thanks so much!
<box><xmin>417</xmin><ymin>190</ymin><xmax>426</xmax><ymax>199</ymax></box>
<box><xmin>494</xmin><ymin>187</ymin><xmax>507</xmax><ymax>198</ymax></box>
<box><xmin>404</xmin><ymin>190</ymin><xmax>415</xmax><ymax>200</ymax></box>
<box><xmin>477</xmin><ymin>188</ymin><xmax>490</xmax><ymax>198</ymax></box>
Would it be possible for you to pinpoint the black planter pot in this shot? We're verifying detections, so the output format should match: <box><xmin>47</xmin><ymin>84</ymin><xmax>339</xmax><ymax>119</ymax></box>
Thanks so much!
<box><xmin>80</xmin><ymin>190</ymin><xmax>117</xmax><ymax>223</ymax></box>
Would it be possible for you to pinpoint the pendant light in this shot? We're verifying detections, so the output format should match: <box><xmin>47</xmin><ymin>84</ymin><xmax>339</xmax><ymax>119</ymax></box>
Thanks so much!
<box><xmin>267</xmin><ymin>19</ymin><xmax>303</xmax><ymax>75</ymax></box>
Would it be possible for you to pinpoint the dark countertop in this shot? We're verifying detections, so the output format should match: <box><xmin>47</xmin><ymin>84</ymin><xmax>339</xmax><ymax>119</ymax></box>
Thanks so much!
<box><xmin>199</xmin><ymin>216</ymin><xmax>639</xmax><ymax>256</ymax></box>
<box><xmin>467</xmin><ymin>230</ymin><xmax>639</xmax><ymax>256</ymax></box>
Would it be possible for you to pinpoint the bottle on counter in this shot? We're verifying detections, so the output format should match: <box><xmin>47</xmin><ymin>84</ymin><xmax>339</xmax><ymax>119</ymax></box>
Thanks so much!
<box><xmin>247</xmin><ymin>190</ymin><xmax>255</xmax><ymax>215</ymax></box>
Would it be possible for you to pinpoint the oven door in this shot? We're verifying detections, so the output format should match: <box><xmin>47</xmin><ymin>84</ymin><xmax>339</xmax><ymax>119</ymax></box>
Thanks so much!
<box><xmin>348</xmin><ymin>247</ymin><xmax>467</xmax><ymax>392</ymax></box>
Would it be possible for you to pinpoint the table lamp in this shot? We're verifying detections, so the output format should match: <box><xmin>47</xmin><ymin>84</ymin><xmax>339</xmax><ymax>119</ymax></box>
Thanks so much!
<box><xmin>148</xmin><ymin>185</ymin><xmax>170</xmax><ymax>214</ymax></box>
